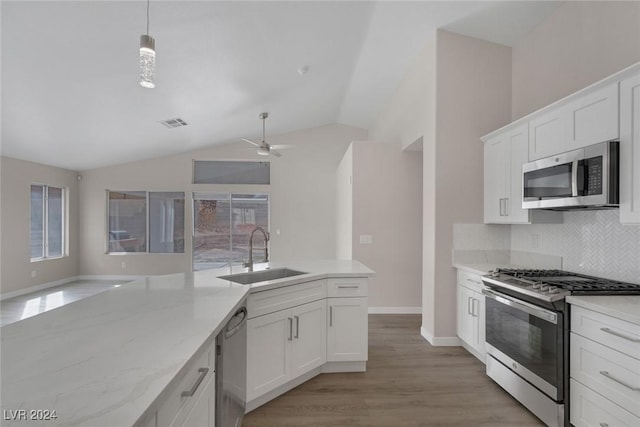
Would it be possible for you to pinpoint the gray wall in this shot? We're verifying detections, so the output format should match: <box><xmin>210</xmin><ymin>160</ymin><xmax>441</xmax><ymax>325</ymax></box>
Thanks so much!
<box><xmin>1</xmin><ymin>157</ymin><xmax>80</xmax><ymax>295</ymax></box>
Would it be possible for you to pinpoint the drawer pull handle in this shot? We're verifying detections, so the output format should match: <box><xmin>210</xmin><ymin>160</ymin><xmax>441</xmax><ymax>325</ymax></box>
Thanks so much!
<box><xmin>337</xmin><ymin>285</ymin><xmax>359</xmax><ymax>289</ymax></box>
<box><xmin>288</xmin><ymin>317</ymin><xmax>293</xmax><ymax>341</ymax></box>
<box><xmin>600</xmin><ymin>327</ymin><xmax>640</xmax><ymax>343</ymax></box>
<box><xmin>329</xmin><ymin>306</ymin><xmax>333</xmax><ymax>327</ymax></box>
<box><xmin>599</xmin><ymin>370</ymin><xmax>640</xmax><ymax>391</ymax></box>
<box><xmin>181</xmin><ymin>368</ymin><xmax>209</xmax><ymax>397</ymax></box>
<box><xmin>294</xmin><ymin>315</ymin><xmax>300</xmax><ymax>339</ymax></box>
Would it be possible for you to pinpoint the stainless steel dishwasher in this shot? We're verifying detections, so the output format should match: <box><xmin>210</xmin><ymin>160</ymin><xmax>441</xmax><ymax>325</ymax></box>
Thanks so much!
<box><xmin>216</xmin><ymin>303</ymin><xmax>247</xmax><ymax>427</ymax></box>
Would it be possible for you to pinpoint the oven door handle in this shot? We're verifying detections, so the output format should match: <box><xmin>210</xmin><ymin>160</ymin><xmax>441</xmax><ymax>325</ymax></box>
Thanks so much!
<box><xmin>482</xmin><ymin>289</ymin><xmax>558</xmax><ymax>324</ymax></box>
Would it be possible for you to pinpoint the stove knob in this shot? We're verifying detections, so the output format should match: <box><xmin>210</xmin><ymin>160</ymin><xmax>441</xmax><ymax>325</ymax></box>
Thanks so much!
<box><xmin>548</xmin><ymin>286</ymin><xmax>560</xmax><ymax>294</ymax></box>
<box><xmin>539</xmin><ymin>284</ymin><xmax>549</xmax><ymax>291</ymax></box>
<box><xmin>532</xmin><ymin>282</ymin><xmax>542</xmax><ymax>289</ymax></box>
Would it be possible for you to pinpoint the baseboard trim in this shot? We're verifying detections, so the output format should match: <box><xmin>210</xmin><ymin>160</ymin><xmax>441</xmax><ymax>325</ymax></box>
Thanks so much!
<box><xmin>368</xmin><ymin>307</ymin><xmax>422</xmax><ymax>314</ymax></box>
<box><xmin>1</xmin><ymin>276</ymin><xmax>79</xmax><ymax>300</ymax></box>
<box><xmin>420</xmin><ymin>326</ymin><xmax>461</xmax><ymax>347</ymax></box>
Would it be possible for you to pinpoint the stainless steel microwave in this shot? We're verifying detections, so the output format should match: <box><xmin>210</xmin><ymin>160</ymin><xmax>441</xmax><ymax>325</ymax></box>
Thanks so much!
<box><xmin>522</xmin><ymin>140</ymin><xmax>619</xmax><ymax>210</ymax></box>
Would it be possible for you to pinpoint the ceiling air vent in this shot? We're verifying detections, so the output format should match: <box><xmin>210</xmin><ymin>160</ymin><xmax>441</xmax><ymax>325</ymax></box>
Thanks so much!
<box><xmin>159</xmin><ymin>118</ymin><xmax>188</xmax><ymax>128</ymax></box>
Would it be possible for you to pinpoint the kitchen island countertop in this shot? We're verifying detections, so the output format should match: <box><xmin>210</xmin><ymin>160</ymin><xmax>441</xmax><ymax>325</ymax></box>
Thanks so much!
<box><xmin>0</xmin><ymin>260</ymin><xmax>373</xmax><ymax>427</ymax></box>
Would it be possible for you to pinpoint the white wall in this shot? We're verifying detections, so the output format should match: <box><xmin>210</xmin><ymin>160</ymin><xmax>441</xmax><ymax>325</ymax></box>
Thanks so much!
<box><xmin>369</xmin><ymin>30</ymin><xmax>511</xmax><ymax>342</ymax></box>
<box><xmin>512</xmin><ymin>1</ymin><xmax>640</xmax><ymax>119</ymax></box>
<box><xmin>78</xmin><ymin>124</ymin><xmax>367</xmax><ymax>276</ymax></box>
<box><xmin>1</xmin><ymin>157</ymin><xmax>80</xmax><ymax>295</ymax></box>
<box><xmin>351</xmin><ymin>141</ymin><xmax>423</xmax><ymax>311</ymax></box>
<box><xmin>335</xmin><ymin>144</ymin><xmax>353</xmax><ymax>260</ymax></box>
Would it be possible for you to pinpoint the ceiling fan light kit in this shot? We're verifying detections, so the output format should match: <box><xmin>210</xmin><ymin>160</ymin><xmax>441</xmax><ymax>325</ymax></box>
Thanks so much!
<box><xmin>139</xmin><ymin>0</ymin><xmax>156</xmax><ymax>88</ymax></box>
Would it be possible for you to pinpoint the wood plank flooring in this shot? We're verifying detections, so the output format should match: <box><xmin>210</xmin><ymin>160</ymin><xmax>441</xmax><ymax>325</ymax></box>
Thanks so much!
<box><xmin>243</xmin><ymin>314</ymin><xmax>544</xmax><ymax>427</ymax></box>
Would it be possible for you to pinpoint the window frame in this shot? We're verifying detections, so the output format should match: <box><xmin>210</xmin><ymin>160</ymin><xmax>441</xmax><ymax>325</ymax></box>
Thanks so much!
<box><xmin>30</xmin><ymin>184</ymin><xmax>67</xmax><ymax>262</ymax></box>
<box><xmin>106</xmin><ymin>190</ymin><xmax>185</xmax><ymax>255</ymax></box>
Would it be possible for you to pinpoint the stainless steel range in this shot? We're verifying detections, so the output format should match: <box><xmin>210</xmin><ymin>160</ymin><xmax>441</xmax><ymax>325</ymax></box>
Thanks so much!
<box><xmin>480</xmin><ymin>268</ymin><xmax>640</xmax><ymax>427</ymax></box>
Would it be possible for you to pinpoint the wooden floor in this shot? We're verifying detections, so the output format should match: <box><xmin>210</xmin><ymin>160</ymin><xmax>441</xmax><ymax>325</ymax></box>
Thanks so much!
<box><xmin>243</xmin><ymin>314</ymin><xmax>544</xmax><ymax>427</ymax></box>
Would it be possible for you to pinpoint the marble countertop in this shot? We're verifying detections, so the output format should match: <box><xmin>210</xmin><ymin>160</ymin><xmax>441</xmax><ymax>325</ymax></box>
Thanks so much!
<box><xmin>567</xmin><ymin>295</ymin><xmax>640</xmax><ymax>325</ymax></box>
<box><xmin>0</xmin><ymin>260</ymin><xmax>373</xmax><ymax>427</ymax></box>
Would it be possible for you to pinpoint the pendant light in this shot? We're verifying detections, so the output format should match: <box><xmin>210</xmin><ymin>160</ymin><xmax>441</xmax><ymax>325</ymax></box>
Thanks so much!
<box><xmin>139</xmin><ymin>0</ymin><xmax>155</xmax><ymax>88</ymax></box>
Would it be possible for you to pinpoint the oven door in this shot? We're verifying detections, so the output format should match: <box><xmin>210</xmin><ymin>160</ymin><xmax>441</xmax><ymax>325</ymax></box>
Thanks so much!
<box><xmin>483</xmin><ymin>288</ymin><xmax>563</xmax><ymax>401</ymax></box>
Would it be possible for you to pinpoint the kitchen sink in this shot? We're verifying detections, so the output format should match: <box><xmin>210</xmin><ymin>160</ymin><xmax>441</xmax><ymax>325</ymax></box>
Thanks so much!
<box><xmin>218</xmin><ymin>268</ymin><xmax>308</xmax><ymax>285</ymax></box>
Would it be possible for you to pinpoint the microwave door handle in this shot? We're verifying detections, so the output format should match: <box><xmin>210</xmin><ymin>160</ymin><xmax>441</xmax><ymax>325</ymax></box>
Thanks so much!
<box><xmin>571</xmin><ymin>159</ymin><xmax>579</xmax><ymax>197</ymax></box>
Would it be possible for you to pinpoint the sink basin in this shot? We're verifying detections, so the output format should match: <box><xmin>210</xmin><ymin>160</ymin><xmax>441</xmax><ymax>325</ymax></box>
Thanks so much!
<box><xmin>218</xmin><ymin>268</ymin><xmax>308</xmax><ymax>285</ymax></box>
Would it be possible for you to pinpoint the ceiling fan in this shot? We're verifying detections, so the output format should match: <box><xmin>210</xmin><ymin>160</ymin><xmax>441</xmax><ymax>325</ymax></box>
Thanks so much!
<box><xmin>241</xmin><ymin>112</ymin><xmax>292</xmax><ymax>157</ymax></box>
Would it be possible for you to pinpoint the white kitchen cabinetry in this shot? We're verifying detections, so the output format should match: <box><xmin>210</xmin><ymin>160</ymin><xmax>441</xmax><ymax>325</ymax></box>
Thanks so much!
<box><xmin>565</xmin><ymin>83</ymin><xmax>619</xmax><ymax>151</ymax></box>
<box><xmin>456</xmin><ymin>270</ymin><xmax>486</xmax><ymax>363</ymax></box>
<box><xmin>569</xmin><ymin>305</ymin><xmax>640</xmax><ymax>427</ymax></box>
<box><xmin>246</xmin><ymin>298</ymin><xmax>326</xmax><ymax>402</ymax></box>
<box><xmin>150</xmin><ymin>339</ymin><xmax>216</xmax><ymax>427</ymax></box>
<box><xmin>326</xmin><ymin>278</ymin><xmax>368</xmax><ymax>362</ymax></box>
<box><xmin>483</xmin><ymin>124</ymin><xmax>560</xmax><ymax>224</ymax></box>
<box><xmin>528</xmin><ymin>108</ymin><xmax>566</xmax><ymax>161</ymax></box>
<box><xmin>620</xmin><ymin>73</ymin><xmax>640</xmax><ymax>224</ymax></box>
<box><xmin>528</xmin><ymin>83</ymin><xmax>619</xmax><ymax>161</ymax></box>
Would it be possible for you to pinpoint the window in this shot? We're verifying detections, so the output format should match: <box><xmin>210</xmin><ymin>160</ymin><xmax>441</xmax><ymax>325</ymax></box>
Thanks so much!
<box><xmin>108</xmin><ymin>191</ymin><xmax>185</xmax><ymax>253</ymax></box>
<box><xmin>193</xmin><ymin>193</ymin><xmax>269</xmax><ymax>270</ymax></box>
<box><xmin>30</xmin><ymin>185</ymin><xmax>65</xmax><ymax>260</ymax></box>
<box><xmin>193</xmin><ymin>160</ymin><xmax>270</xmax><ymax>185</ymax></box>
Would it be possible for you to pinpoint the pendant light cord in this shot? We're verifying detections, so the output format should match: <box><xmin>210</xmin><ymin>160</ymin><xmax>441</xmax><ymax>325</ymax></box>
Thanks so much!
<box><xmin>146</xmin><ymin>0</ymin><xmax>150</xmax><ymax>35</ymax></box>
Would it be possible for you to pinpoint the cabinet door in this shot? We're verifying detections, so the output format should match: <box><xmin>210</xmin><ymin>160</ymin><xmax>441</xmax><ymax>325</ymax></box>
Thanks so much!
<box><xmin>566</xmin><ymin>83</ymin><xmax>619</xmax><ymax>150</ymax></box>
<box><xmin>529</xmin><ymin>108</ymin><xmax>566</xmax><ymax>160</ymax></box>
<box><xmin>456</xmin><ymin>284</ymin><xmax>475</xmax><ymax>345</ymax></box>
<box><xmin>178</xmin><ymin>374</ymin><xmax>215</xmax><ymax>427</ymax></box>
<box><xmin>505</xmin><ymin>123</ymin><xmax>531</xmax><ymax>223</ymax></box>
<box><xmin>291</xmin><ymin>300</ymin><xmax>327</xmax><ymax>377</ymax></box>
<box><xmin>620</xmin><ymin>73</ymin><xmax>640</xmax><ymax>224</ymax></box>
<box><xmin>327</xmin><ymin>298</ymin><xmax>368</xmax><ymax>362</ymax></box>
<box><xmin>484</xmin><ymin>135</ymin><xmax>507</xmax><ymax>223</ymax></box>
<box><xmin>246</xmin><ymin>310</ymin><xmax>291</xmax><ymax>401</ymax></box>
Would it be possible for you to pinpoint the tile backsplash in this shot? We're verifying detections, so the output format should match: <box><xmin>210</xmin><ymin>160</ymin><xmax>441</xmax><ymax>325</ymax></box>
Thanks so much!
<box><xmin>512</xmin><ymin>210</ymin><xmax>640</xmax><ymax>283</ymax></box>
<box><xmin>455</xmin><ymin>211</ymin><xmax>640</xmax><ymax>283</ymax></box>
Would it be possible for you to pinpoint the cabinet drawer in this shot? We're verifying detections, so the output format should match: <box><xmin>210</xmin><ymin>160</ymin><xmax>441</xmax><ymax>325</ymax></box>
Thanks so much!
<box><xmin>457</xmin><ymin>271</ymin><xmax>485</xmax><ymax>293</ymax></box>
<box><xmin>157</xmin><ymin>342</ymin><xmax>214</xmax><ymax>427</ymax></box>
<box><xmin>570</xmin><ymin>379</ymin><xmax>640</xmax><ymax>427</ymax></box>
<box><xmin>327</xmin><ymin>278</ymin><xmax>368</xmax><ymax>297</ymax></box>
<box><xmin>571</xmin><ymin>306</ymin><xmax>640</xmax><ymax>359</ymax></box>
<box><xmin>571</xmin><ymin>333</ymin><xmax>640</xmax><ymax>417</ymax></box>
<box><xmin>248</xmin><ymin>279</ymin><xmax>327</xmax><ymax>318</ymax></box>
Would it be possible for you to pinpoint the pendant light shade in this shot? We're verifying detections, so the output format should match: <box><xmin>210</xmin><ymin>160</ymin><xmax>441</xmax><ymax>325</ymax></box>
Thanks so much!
<box><xmin>139</xmin><ymin>0</ymin><xmax>155</xmax><ymax>89</ymax></box>
<box><xmin>139</xmin><ymin>34</ymin><xmax>156</xmax><ymax>88</ymax></box>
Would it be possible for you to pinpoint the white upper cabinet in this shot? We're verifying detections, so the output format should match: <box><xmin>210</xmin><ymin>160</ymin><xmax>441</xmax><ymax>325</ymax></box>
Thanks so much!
<box><xmin>529</xmin><ymin>83</ymin><xmax>619</xmax><ymax>161</ymax></box>
<box><xmin>529</xmin><ymin>108</ymin><xmax>566</xmax><ymax>161</ymax></box>
<box><xmin>620</xmin><ymin>73</ymin><xmax>640</xmax><ymax>224</ymax></box>
<box><xmin>565</xmin><ymin>83</ymin><xmax>619</xmax><ymax>151</ymax></box>
<box><xmin>484</xmin><ymin>123</ymin><xmax>560</xmax><ymax>224</ymax></box>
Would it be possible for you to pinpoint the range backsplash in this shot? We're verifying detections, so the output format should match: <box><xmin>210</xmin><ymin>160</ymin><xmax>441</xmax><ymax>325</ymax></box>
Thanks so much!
<box><xmin>511</xmin><ymin>210</ymin><xmax>639</xmax><ymax>283</ymax></box>
<box><xmin>454</xmin><ymin>211</ymin><xmax>640</xmax><ymax>284</ymax></box>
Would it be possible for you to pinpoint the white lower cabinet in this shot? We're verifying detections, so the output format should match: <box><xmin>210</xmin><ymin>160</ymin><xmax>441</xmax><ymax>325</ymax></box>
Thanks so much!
<box><xmin>327</xmin><ymin>297</ymin><xmax>368</xmax><ymax>362</ymax></box>
<box><xmin>138</xmin><ymin>339</ymin><xmax>216</xmax><ymax>427</ymax></box>
<box><xmin>456</xmin><ymin>270</ymin><xmax>486</xmax><ymax>362</ymax></box>
<box><xmin>246</xmin><ymin>277</ymin><xmax>369</xmax><ymax>410</ymax></box>
<box><xmin>569</xmin><ymin>305</ymin><xmax>640</xmax><ymax>427</ymax></box>
<box><xmin>246</xmin><ymin>298</ymin><xmax>326</xmax><ymax>402</ymax></box>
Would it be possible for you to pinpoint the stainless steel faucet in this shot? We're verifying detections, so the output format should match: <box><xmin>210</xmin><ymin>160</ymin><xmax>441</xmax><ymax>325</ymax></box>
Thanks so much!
<box><xmin>244</xmin><ymin>226</ymin><xmax>269</xmax><ymax>272</ymax></box>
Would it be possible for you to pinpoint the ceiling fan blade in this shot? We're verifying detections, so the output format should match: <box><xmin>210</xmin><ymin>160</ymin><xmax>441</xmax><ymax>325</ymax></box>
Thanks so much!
<box><xmin>269</xmin><ymin>145</ymin><xmax>294</xmax><ymax>150</ymax></box>
<box><xmin>270</xmin><ymin>150</ymin><xmax>283</xmax><ymax>157</ymax></box>
<box><xmin>241</xmin><ymin>138</ymin><xmax>261</xmax><ymax>147</ymax></box>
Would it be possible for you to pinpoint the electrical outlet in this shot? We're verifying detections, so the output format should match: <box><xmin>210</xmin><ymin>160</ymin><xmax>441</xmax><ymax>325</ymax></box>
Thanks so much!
<box><xmin>531</xmin><ymin>234</ymin><xmax>539</xmax><ymax>249</ymax></box>
<box><xmin>359</xmin><ymin>235</ymin><xmax>373</xmax><ymax>245</ymax></box>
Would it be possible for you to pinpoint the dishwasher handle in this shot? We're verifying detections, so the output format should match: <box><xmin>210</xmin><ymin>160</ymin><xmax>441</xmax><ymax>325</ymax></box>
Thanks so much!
<box><xmin>224</xmin><ymin>306</ymin><xmax>247</xmax><ymax>339</ymax></box>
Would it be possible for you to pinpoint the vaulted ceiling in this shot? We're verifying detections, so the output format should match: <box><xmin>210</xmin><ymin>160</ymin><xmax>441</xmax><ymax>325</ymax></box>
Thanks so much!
<box><xmin>1</xmin><ymin>1</ymin><xmax>560</xmax><ymax>171</ymax></box>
